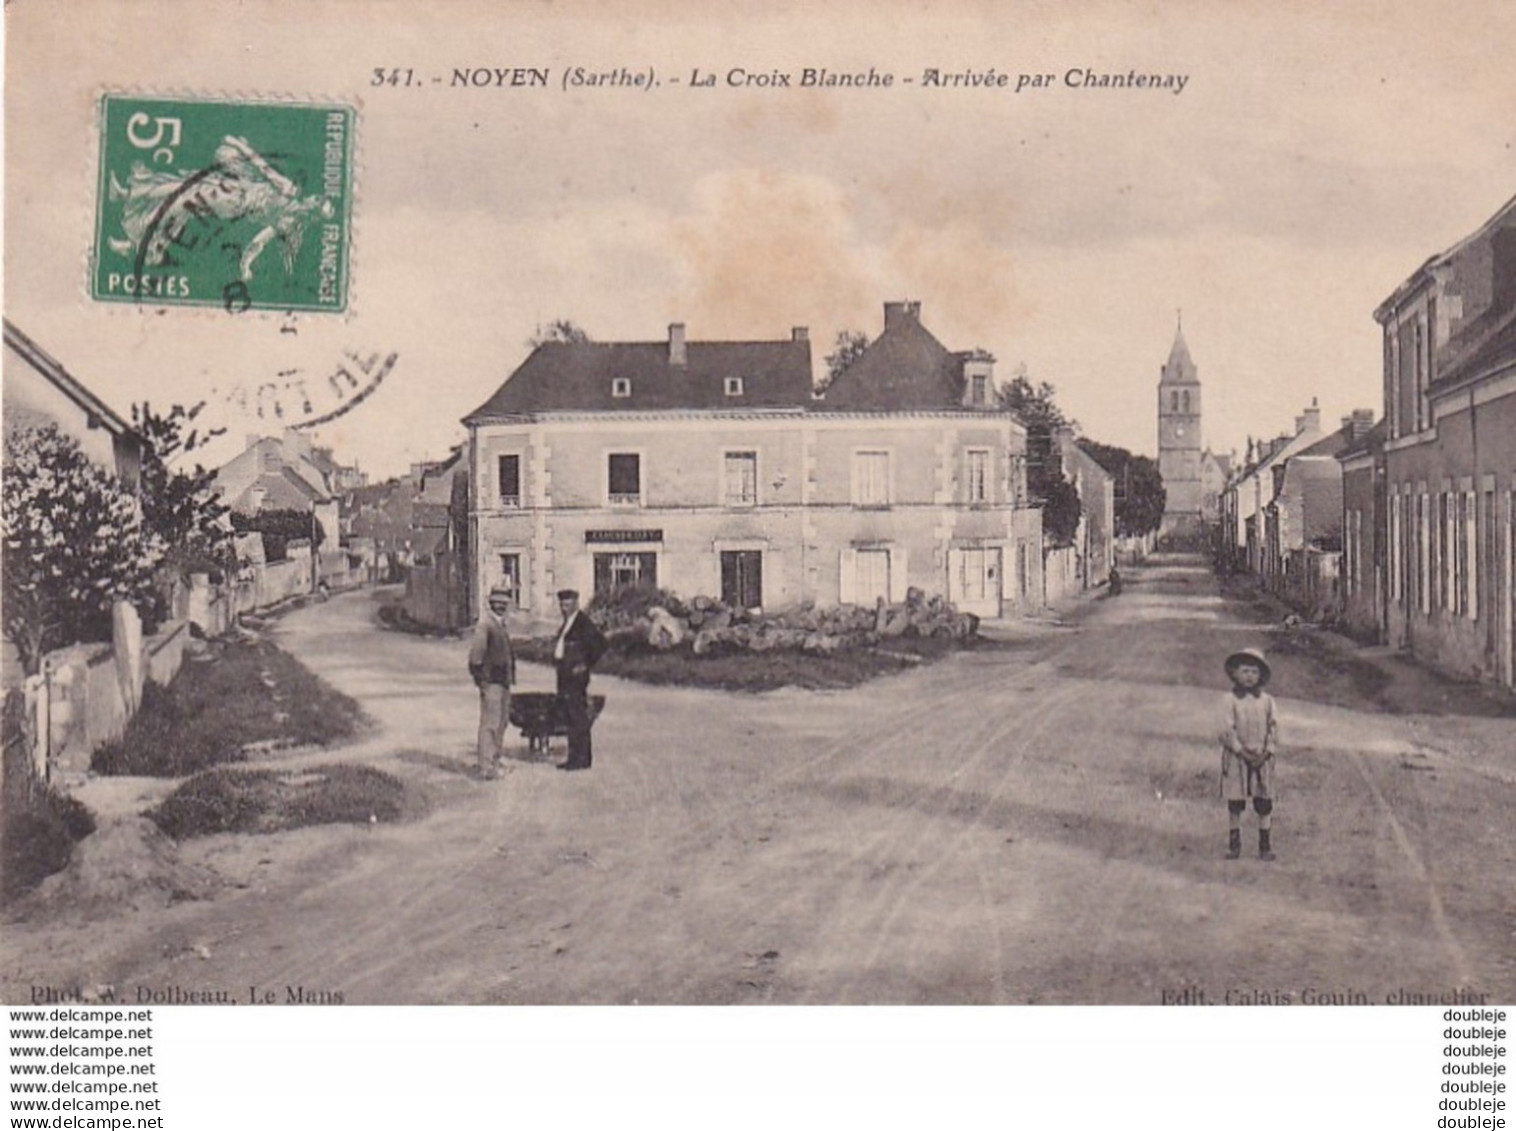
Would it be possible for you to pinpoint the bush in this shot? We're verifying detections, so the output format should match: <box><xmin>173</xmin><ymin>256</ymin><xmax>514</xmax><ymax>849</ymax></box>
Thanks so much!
<box><xmin>150</xmin><ymin>763</ymin><xmax>415</xmax><ymax>839</ymax></box>
<box><xmin>2</xmin><ymin>785</ymin><xmax>96</xmax><ymax>903</ymax></box>
<box><xmin>586</xmin><ymin>584</ymin><xmax>687</xmax><ymax>631</ymax></box>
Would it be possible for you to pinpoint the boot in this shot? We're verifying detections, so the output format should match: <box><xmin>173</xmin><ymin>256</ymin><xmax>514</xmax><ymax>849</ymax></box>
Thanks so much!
<box><xmin>1258</xmin><ymin>828</ymin><xmax>1275</xmax><ymax>862</ymax></box>
<box><xmin>1226</xmin><ymin>829</ymin><xmax>1241</xmax><ymax>859</ymax></box>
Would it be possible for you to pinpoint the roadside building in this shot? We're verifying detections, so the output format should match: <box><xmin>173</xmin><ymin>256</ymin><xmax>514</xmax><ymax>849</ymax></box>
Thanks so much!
<box><xmin>403</xmin><ymin>449</ymin><xmax>471</xmax><ymax>630</ymax></box>
<box><xmin>3</xmin><ymin>319</ymin><xmax>142</xmax><ymax>490</ymax></box>
<box><xmin>1260</xmin><ymin>412</ymin><xmax>1372</xmax><ymax>615</ymax></box>
<box><xmin>462</xmin><ymin>302</ymin><xmax>1042</xmax><ymax>623</ymax></box>
<box><xmin>1374</xmin><ymin>192</ymin><xmax>1516</xmax><ymax>686</ymax></box>
<box><xmin>1058</xmin><ymin>429</ymin><xmax>1115</xmax><ymax>591</ymax></box>
<box><xmin>1338</xmin><ymin>418</ymin><xmax>1388</xmax><ymax>640</ymax></box>
<box><xmin>2</xmin><ymin>322</ymin><xmax>148</xmax><ymax>685</ymax></box>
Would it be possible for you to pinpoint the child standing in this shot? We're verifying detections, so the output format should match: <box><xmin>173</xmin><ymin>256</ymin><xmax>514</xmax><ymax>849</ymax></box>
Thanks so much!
<box><xmin>1219</xmin><ymin>648</ymin><xmax>1278</xmax><ymax>861</ymax></box>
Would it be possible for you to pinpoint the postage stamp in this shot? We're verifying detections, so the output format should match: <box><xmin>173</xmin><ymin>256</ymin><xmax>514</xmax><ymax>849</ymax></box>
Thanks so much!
<box><xmin>91</xmin><ymin>94</ymin><xmax>354</xmax><ymax>314</ymax></box>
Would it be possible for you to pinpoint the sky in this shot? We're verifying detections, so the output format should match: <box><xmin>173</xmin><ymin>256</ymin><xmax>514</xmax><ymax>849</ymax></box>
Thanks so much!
<box><xmin>5</xmin><ymin>0</ymin><xmax>1515</xmax><ymax>479</ymax></box>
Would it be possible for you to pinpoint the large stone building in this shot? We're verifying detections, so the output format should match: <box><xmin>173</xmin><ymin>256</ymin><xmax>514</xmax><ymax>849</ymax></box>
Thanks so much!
<box><xmin>1156</xmin><ymin>322</ymin><xmax>1202</xmax><ymax>536</ymax></box>
<box><xmin>1374</xmin><ymin>193</ymin><xmax>1516</xmax><ymax>687</ymax></box>
<box><xmin>462</xmin><ymin>302</ymin><xmax>1044</xmax><ymax>623</ymax></box>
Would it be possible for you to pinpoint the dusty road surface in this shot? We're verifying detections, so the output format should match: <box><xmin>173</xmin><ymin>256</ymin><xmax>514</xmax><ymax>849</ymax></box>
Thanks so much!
<box><xmin>6</xmin><ymin>557</ymin><xmax>1514</xmax><ymax>1005</ymax></box>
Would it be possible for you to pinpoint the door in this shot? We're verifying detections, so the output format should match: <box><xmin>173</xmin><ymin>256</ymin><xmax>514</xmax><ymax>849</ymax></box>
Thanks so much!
<box><xmin>951</xmin><ymin>547</ymin><xmax>1003</xmax><ymax>617</ymax></box>
<box><xmin>721</xmin><ymin>551</ymin><xmax>763</xmax><ymax>610</ymax></box>
<box><xmin>855</xmin><ymin>549</ymin><xmax>891</xmax><ymax>605</ymax></box>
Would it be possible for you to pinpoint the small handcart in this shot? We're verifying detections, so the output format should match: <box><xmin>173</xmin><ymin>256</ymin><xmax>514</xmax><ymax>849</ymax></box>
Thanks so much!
<box><xmin>508</xmin><ymin>692</ymin><xmax>607</xmax><ymax>757</ymax></box>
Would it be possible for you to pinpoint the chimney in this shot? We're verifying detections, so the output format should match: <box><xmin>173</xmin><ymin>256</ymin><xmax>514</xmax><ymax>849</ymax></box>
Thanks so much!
<box><xmin>1295</xmin><ymin>398</ymin><xmax>1321</xmax><ymax>436</ymax></box>
<box><xmin>883</xmin><ymin>300</ymin><xmax>921</xmax><ymax>331</ymax></box>
<box><xmin>1350</xmin><ymin>408</ymin><xmax>1375</xmax><ymax>440</ymax></box>
<box><xmin>791</xmin><ymin>326</ymin><xmax>808</xmax><ymax>342</ymax></box>
<box><xmin>669</xmin><ymin>322</ymin><xmax>687</xmax><ymax>367</ymax></box>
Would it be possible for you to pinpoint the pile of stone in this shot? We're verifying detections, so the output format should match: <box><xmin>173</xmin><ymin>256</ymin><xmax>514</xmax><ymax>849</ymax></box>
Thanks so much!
<box><xmin>635</xmin><ymin>589</ymin><xmax>979</xmax><ymax>655</ymax></box>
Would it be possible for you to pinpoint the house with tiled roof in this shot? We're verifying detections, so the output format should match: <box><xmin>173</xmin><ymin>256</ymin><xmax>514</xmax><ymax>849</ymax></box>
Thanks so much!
<box><xmin>462</xmin><ymin>302</ymin><xmax>1043</xmax><ymax>621</ymax></box>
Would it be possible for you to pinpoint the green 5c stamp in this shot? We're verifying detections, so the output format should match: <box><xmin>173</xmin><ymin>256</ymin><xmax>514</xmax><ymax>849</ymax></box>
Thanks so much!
<box><xmin>92</xmin><ymin>95</ymin><xmax>354</xmax><ymax>313</ymax></box>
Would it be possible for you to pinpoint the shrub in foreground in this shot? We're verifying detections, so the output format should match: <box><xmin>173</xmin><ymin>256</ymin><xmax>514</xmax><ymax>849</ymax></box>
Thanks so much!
<box><xmin>151</xmin><ymin>763</ymin><xmax>415</xmax><ymax>840</ymax></box>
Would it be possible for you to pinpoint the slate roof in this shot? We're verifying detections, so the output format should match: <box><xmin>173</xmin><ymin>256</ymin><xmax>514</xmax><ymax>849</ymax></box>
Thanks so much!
<box><xmin>464</xmin><ymin>338</ymin><xmax>813</xmax><ymax>420</ymax></box>
<box><xmin>3</xmin><ymin>318</ymin><xmax>138</xmax><ymax>439</ymax></box>
<box><xmin>1294</xmin><ymin>425</ymin><xmax>1353</xmax><ymax>461</ymax></box>
<box><xmin>227</xmin><ymin>468</ymin><xmax>327</xmax><ymax>512</ymax></box>
<box><xmin>817</xmin><ymin>314</ymin><xmax>973</xmax><ymax>411</ymax></box>
<box><xmin>1375</xmin><ymin>193</ymin><xmax>1516</xmax><ymax>320</ymax></box>
<box><xmin>1435</xmin><ymin>305</ymin><xmax>1516</xmax><ymax>391</ymax></box>
<box><xmin>1336</xmin><ymin>418</ymin><xmax>1387</xmax><ymax>462</ymax></box>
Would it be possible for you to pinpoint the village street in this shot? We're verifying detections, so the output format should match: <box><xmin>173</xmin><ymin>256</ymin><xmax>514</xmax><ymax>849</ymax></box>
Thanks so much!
<box><xmin>6</xmin><ymin>556</ymin><xmax>1514</xmax><ymax>1006</ymax></box>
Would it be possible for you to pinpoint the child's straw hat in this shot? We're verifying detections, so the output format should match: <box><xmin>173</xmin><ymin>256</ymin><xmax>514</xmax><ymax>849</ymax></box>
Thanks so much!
<box><xmin>1224</xmin><ymin>647</ymin><xmax>1271</xmax><ymax>686</ymax></box>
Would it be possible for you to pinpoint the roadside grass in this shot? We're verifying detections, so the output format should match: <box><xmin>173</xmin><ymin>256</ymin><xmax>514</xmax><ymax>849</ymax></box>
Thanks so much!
<box><xmin>514</xmin><ymin>633</ymin><xmax>994</xmax><ymax>692</ymax></box>
<box><xmin>150</xmin><ymin>763</ymin><xmax>422</xmax><ymax>840</ymax></box>
<box><xmin>92</xmin><ymin>635</ymin><xmax>370</xmax><ymax>777</ymax></box>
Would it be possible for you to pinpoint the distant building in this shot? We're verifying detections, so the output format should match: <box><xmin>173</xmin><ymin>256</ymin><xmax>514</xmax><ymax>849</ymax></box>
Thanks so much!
<box><xmin>462</xmin><ymin>302</ymin><xmax>1042</xmax><ymax>622</ymax></box>
<box><xmin>1374</xmin><ymin>193</ymin><xmax>1516</xmax><ymax>687</ymax></box>
<box><xmin>1219</xmin><ymin>402</ymin><xmax>1325</xmax><ymax>575</ymax></box>
<box><xmin>212</xmin><ymin>429</ymin><xmax>360</xmax><ymax>551</ymax></box>
<box><xmin>1198</xmin><ymin>449</ymin><xmax>1232</xmax><ymax>525</ymax></box>
<box><xmin>1260</xmin><ymin>412</ymin><xmax>1373</xmax><ymax>614</ymax></box>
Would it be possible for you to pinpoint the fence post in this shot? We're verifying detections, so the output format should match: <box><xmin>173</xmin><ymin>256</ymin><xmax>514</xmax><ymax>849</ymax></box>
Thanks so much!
<box><xmin>25</xmin><ymin>671</ymin><xmax>49</xmax><ymax>784</ymax></box>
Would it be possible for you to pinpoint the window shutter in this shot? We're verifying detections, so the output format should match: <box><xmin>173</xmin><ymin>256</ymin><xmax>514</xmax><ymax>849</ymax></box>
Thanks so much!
<box><xmin>839</xmin><ymin>549</ymin><xmax>856</xmax><ymax>604</ymax></box>
<box><xmin>890</xmin><ymin>548</ymin><xmax>908</xmax><ymax>603</ymax></box>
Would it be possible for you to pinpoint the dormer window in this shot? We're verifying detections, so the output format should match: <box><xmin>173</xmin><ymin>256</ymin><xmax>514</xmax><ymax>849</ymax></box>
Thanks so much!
<box><xmin>611</xmin><ymin>377</ymin><xmax>632</xmax><ymax>398</ymax></box>
<box><xmin>970</xmin><ymin>374</ymin><xmax>987</xmax><ymax>406</ymax></box>
<box><xmin>724</xmin><ymin>376</ymin><xmax>744</xmax><ymax>397</ymax></box>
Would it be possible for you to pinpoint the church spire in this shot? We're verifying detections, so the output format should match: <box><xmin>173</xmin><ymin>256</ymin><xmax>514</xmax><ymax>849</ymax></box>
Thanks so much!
<box><xmin>1162</xmin><ymin>316</ymin><xmax>1198</xmax><ymax>385</ymax></box>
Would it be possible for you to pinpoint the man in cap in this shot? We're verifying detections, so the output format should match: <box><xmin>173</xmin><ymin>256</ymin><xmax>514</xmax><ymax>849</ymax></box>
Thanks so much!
<box><xmin>552</xmin><ymin>588</ymin><xmax>607</xmax><ymax>771</ymax></box>
<box><xmin>468</xmin><ymin>586</ymin><xmax>518</xmax><ymax>780</ymax></box>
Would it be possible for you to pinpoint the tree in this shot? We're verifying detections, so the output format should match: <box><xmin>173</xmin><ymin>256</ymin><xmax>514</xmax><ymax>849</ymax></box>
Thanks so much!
<box><xmin>1038</xmin><ymin>473</ymin><xmax>1084</xmax><ymax>549</ymax></box>
<box><xmin>230</xmin><ymin>508</ymin><xmax>324</xmax><ymax>563</ymax></box>
<box><xmin>2</xmin><ymin>425</ymin><xmax>164</xmax><ymax>674</ymax></box>
<box><xmin>132</xmin><ymin>402</ymin><xmax>235</xmax><ymax>618</ymax></box>
<box><xmin>1076</xmin><ymin>439</ymin><xmax>1167</xmax><ymax>538</ymax></box>
<box><xmin>819</xmin><ymin>329</ymin><xmax>869</xmax><ymax>391</ymax></box>
<box><xmin>527</xmin><ymin>319</ymin><xmax>591</xmax><ymax>349</ymax></box>
<box><xmin>999</xmin><ymin>369</ymin><xmax>1082</xmax><ymax>548</ymax></box>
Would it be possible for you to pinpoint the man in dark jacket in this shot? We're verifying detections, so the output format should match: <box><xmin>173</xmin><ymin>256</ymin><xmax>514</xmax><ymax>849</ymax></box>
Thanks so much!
<box><xmin>468</xmin><ymin>586</ymin><xmax>517</xmax><ymax>780</ymax></box>
<box><xmin>552</xmin><ymin>588</ymin><xmax>607</xmax><ymax>771</ymax></box>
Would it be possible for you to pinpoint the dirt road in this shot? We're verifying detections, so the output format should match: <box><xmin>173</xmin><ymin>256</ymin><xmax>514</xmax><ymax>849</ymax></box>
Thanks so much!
<box><xmin>6</xmin><ymin>558</ymin><xmax>1514</xmax><ymax>1005</ymax></box>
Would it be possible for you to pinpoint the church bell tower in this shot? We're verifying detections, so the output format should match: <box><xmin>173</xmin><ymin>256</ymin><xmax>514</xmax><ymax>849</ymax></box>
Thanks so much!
<box><xmin>1157</xmin><ymin>317</ymin><xmax>1203</xmax><ymax>535</ymax></box>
